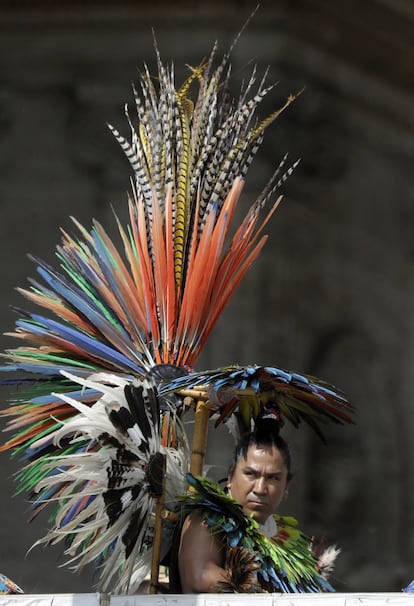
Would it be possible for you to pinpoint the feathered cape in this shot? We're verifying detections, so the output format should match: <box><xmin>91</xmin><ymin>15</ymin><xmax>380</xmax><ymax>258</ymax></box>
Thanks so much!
<box><xmin>176</xmin><ymin>473</ymin><xmax>335</xmax><ymax>593</ymax></box>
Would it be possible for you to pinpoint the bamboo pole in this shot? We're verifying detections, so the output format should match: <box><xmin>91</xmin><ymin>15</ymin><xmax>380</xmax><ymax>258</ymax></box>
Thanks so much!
<box><xmin>189</xmin><ymin>398</ymin><xmax>210</xmax><ymax>477</ymax></box>
<box><xmin>149</xmin><ymin>453</ymin><xmax>167</xmax><ymax>595</ymax></box>
<box><xmin>179</xmin><ymin>387</ymin><xmax>256</xmax><ymax>400</ymax></box>
<box><xmin>148</xmin><ymin>395</ymin><xmax>210</xmax><ymax>592</ymax></box>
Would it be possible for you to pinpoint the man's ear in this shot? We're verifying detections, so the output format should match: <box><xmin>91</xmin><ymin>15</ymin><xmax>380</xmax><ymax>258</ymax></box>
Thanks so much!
<box><xmin>227</xmin><ymin>471</ymin><xmax>233</xmax><ymax>490</ymax></box>
<box><xmin>284</xmin><ymin>475</ymin><xmax>292</xmax><ymax>499</ymax></box>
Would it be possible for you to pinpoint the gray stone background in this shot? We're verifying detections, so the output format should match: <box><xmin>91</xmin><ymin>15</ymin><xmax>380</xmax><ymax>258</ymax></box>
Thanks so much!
<box><xmin>0</xmin><ymin>0</ymin><xmax>413</xmax><ymax>595</ymax></box>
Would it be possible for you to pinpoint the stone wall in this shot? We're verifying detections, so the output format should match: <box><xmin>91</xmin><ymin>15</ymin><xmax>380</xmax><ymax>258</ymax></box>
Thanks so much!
<box><xmin>0</xmin><ymin>0</ymin><xmax>413</xmax><ymax>594</ymax></box>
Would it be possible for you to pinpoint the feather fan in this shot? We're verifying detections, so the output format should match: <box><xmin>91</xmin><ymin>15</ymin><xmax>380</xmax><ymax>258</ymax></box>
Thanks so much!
<box><xmin>0</xmin><ymin>37</ymin><xmax>352</xmax><ymax>593</ymax></box>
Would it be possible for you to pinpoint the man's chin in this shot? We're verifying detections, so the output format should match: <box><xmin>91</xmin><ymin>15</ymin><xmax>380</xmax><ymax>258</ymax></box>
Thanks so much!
<box><xmin>255</xmin><ymin>514</ymin><xmax>268</xmax><ymax>524</ymax></box>
<box><xmin>246</xmin><ymin>507</ymin><xmax>268</xmax><ymax>524</ymax></box>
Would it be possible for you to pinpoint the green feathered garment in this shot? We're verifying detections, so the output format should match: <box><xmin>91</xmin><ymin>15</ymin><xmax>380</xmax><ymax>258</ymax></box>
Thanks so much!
<box><xmin>174</xmin><ymin>473</ymin><xmax>335</xmax><ymax>593</ymax></box>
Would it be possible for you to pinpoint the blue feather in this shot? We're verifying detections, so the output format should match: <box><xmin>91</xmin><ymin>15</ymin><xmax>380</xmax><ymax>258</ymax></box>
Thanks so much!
<box><xmin>0</xmin><ymin>363</ymin><xmax>93</xmax><ymax>376</ymax></box>
<box><xmin>60</xmin><ymin>494</ymin><xmax>97</xmax><ymax>527</ymax></box>
<box><xmin>22</xmin><ymin>314</ymin><xmax>144</xmax><ymax>373</ymax></box>
<box><xmin>30</xmin><ymin>388</ymin><xmax>101</xmax><ymax>405</ymax></box>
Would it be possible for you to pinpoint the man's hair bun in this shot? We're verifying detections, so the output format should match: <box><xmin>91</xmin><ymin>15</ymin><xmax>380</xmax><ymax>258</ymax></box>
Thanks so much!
<box><xmin>254</xmin><ymin>402</ymin><xmax>283</xmax><ymax>439</ymax></box>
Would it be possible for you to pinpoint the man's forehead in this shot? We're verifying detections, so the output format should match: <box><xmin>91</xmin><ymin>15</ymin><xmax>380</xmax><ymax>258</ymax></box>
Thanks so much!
<box><xmin>239</xmin><ymin>445</ymin><xmax>285</xmax><ymax>467</ymax></box>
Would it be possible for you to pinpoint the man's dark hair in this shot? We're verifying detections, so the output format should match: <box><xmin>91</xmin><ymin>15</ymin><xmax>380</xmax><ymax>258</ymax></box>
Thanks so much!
<box><xmin>228</xmin><ymin>430</ymin><xmax>292</xmax><ymax>482</ymax></box>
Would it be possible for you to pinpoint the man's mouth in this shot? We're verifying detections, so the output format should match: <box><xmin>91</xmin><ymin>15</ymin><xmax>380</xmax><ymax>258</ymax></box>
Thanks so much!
<box><xmin>248</xmin><ymin>500</ymin><xmax>267</xmax><ymax>507</ymax></box>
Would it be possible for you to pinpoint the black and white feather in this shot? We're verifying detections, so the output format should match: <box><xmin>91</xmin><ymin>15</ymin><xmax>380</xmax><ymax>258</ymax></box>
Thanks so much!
<box><xmin>30</xmin><ymin>371</ymin><xmax>188</xmax><ymax>593</ymax></box>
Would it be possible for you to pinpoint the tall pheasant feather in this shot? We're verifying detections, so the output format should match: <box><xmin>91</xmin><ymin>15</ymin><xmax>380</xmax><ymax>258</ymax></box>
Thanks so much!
<box><xmin>0</xmin><ymin>40</ymin><xmax>353</xmax><ymax>593</ymax></box>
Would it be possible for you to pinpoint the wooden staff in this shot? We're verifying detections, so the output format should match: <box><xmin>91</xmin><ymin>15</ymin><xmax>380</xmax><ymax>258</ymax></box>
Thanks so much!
<box><xmin>149</xmin><ymin>392</ymin><xmax>210</xmax><ymax>592</ymax></box>
<box><xmin>189</xmin><ymin>398</ymin><xmax>210</xmax><ymax>477</ymax></box>
<box><xmin>149</xmin><ymin>453</ymin><xmax>167</xmax><ymax>594</ymax></box>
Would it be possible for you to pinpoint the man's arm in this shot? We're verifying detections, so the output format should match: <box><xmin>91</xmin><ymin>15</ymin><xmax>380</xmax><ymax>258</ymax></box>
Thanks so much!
<box><xmin>178</xmin><ymin>511</ymin><xmax>229</xmax><ymax>593</ymax></box>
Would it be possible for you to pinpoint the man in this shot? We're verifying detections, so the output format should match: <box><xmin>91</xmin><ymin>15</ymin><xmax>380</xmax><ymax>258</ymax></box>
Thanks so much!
<box><xmin>169</xmin><ymin>417</ymin><xmax>336</xmax><ymax>593</ymax></box>
<box><xmin>178</xmin><ymin>433</ymin><xmax>291</xmax><ymax>592</ymax></box>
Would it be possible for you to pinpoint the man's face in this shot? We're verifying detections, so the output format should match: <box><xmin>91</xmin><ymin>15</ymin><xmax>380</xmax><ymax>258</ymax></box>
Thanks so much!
<box><xmin>227</xmin><ymin>444</ymin><xmax>289</xmax><ymax>524</ymax></box>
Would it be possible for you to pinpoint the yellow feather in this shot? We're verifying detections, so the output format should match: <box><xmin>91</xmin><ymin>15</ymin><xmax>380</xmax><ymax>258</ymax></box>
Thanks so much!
<box><xmin>250</xmin><ymin>90</ymin><xmax>303</xmax><ymax>142</ymax></box>
<box><xmin>173</xmin><ymin>91</ymin><xmax>191</xmax><ymax>286</ymax></box>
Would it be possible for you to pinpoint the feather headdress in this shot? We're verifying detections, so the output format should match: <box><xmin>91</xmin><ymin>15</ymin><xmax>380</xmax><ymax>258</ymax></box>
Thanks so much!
<box><xmin>0</xmin><ymin>39</ymin><xmax>353</xmax><ymax>593</ymax></box>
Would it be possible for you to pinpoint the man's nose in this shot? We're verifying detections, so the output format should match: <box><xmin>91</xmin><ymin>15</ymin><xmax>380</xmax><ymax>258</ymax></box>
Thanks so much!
<box><xmin>253</xmin><ymin>477</ymin><xmax>267</xmax><ymax>494</ymax></box>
